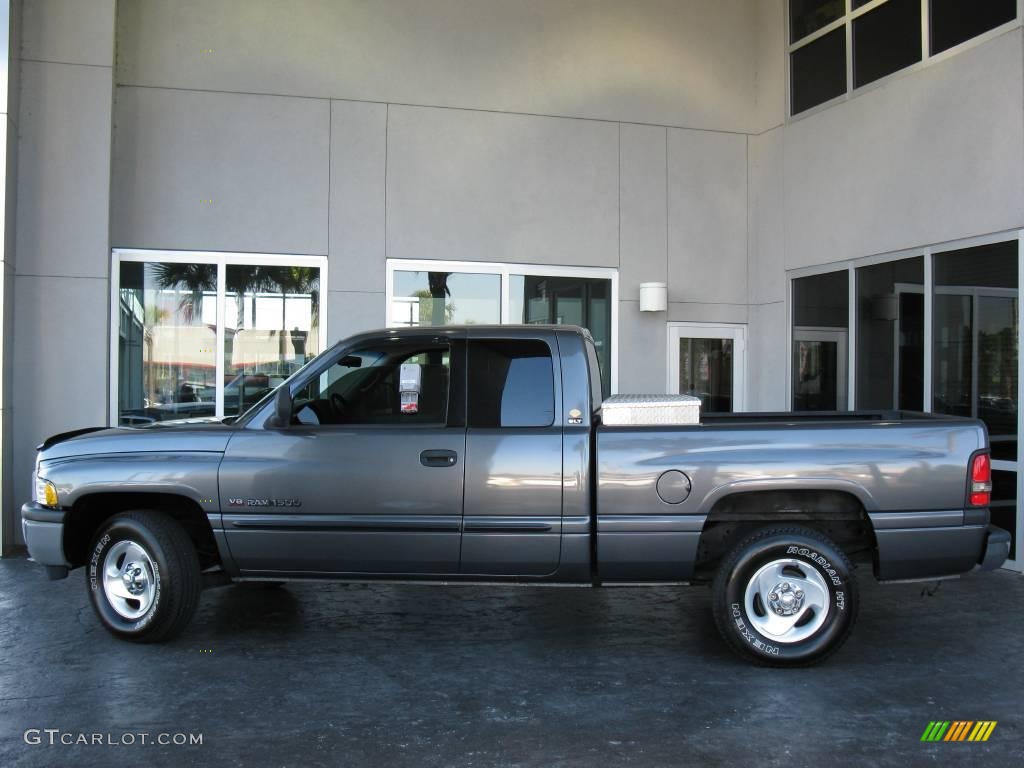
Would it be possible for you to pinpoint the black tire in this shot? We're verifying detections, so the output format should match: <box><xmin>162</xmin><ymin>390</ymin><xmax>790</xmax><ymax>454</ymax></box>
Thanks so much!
<box><xmin>86</xmin><ymin>510</ymin><xmax>201</xmax><ymax>642</ymax></box>
<box><xmin>711</xmin><ymin>526</ymin><xmax>859</xmax><ymax>667</ymax></box>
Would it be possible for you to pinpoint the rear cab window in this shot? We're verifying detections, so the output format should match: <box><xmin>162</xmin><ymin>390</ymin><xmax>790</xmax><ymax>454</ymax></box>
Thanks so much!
<box><xmin>468</xmin><ymin>339</ymin><xmax>555</xmax><ymax>428</ymax></box>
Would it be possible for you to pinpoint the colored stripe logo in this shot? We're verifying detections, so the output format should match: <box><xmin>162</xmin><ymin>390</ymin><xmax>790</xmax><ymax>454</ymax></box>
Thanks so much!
<box><xmin>921</xmin><ymin>721</ymin><xmax>997</xmax><ymax>742</ymax></box>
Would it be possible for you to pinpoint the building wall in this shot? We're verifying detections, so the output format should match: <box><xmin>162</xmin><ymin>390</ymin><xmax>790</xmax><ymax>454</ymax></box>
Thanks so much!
<box><xmin>745</xmin><ymin>25</ymin><xmax>1024</xmax><ymax>411</ymax></box>
<box><xmin>10</xmin><ymin>0</ymin><xmax>115</xmax><ymax>547</ymax></box>
<box><xmin>108</xmin><ymin>0</ymin><xmax>756</xmax><ymax>397</ymax></box>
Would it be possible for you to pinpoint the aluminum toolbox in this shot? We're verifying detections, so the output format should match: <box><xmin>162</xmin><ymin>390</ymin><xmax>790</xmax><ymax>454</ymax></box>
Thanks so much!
<box><xmin>600</xmin><ymin>394</ymin><xmax>702</xmax><ymax>426</ymax></box>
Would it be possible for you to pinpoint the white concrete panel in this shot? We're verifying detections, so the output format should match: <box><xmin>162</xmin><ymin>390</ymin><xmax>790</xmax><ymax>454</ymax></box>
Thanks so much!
<box><xmin>746</xmin><ymin>301</ymin><xmax>788</xmax><ymax>411</ymax></box>
<box><xmin>753</xmin><ymin>0</ymin><xmax>785</xmax><ymax>132</ymax></box>
<box><xmin>329</xmin><ymin>101</ymin><xmax>386</xmax><ymax>293</ymax></box>
<box><xmin>619</xmin><ymin>124</ymin><xmax>667</xmax><ymax>301</ymax></box>
<box><xmin>22</xmin><ymin>0</ymin><xmax>115</xmax><ymax>67</ymax></box>
<box><xmin>784</xmin><ymin>30</ymin><xmax>1024</xmax><ymax>270</ymax></box>
<box><xmin>748</xmin><ymin>127</ymin><xmax>785</xmax><ymax>305</ymax></box>
<box><xmin>617</xmin><ymin>301</ymin><xmax>668</xmax><ymax>394</ymax></box>
<box><xmin>667</xmin><ymin>128</ymin><xmax>748</xmax><ymax>305</ymax></box>
<box><xmin>111</xmin><ymin>87</ymin><xmax>329</xmax><ymax>255</ymax></box>
<box><xmin>326</xmin><ymin>290</ymin><xmax>385</xmax><ymax>345</ymax></box>
<box><xmin>116</xmin><ymin>0</ymin><xmax>758</xmax><ymax>132</ymax></box>
<box><xmin>11</xmin><ymin>275</ymin><xmax>108</xmax><ymax>524</ymax></box>
<box><xmin>387</xmin><ymin>105</ymin><xmax>618</xmax><ymax>267</ymax></box>
<box><xmin>666</xmin><ymin>301</ymin><xmax>748</xmax><ymax>325</ymax></box>
<box><xmin>16</xmin><ymin>61</ymin><xmax>112</xmax><ymax>278</ymax></box>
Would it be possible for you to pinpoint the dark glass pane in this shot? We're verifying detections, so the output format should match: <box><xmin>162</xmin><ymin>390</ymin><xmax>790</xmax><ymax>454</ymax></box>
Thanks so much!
<box><xmin>392</xmin><ymin>271</ymin><xmax>500</xmax><ymax>326</ymax></box>
<box><xmin>790</xmin><ymin>0</ymin><xmax>845</xmax><ymax>42</ymax></box>
<box><xmin>468</xmin><ymin>340</ymin><xmax>554</xmax><ymax>428</ymax></box>
<box><xmin>117</xmin><ymin>261</ymin><xmax>217</xmax><ymax>426</ymax></box>
<box><xmin>794</xmin><ymin>270</ymin><xmax>849</xmax><ymax>328</ymax></box>
<box><xmin>793</xmin><ymin>339</ymin><xmax>842</xmax><ymax>410</ymax></box>
<box><xmin>853</xmin><ymin>0</ymin><xmax>922</xmax><ymax>88</ymax></box>
<box><xmin>791</xmin><ymin>28</ymin><xmax>847</xmax><ymax>114</ymax></box>
<box><xmin>856</xmin><ymin>257</ymin><xmax>924</xmax><ymax>410</ymax></box>
<box><xmin>293</xmin><ymin>341</ymin><xmax>450</xmax><ymax>426</ymax></box>
<box><xmin>224</xmin><ymin>265</ymin><xmax>320</xmax><ymax>417</ymax></box>
<box><xmin>933</xmin><ymin>241</ymin><xmax>1018</xmax><ymax>460</ymax></box>
<box><xmin>852</xmin><ymin>0</ymin><xmax>873</xmax><ymax>7</ymax></box>
<box><xmin>931</xmin><ymin>0</ymin><xmax>1017</xmax><ymax>55</ymax></box>
<box><xmin>991</xmin><ymin>469</ymin><xmax>1017</xmax><ymax>561</ymax></box>
<box><xmin>679</xmin><ymin>338</ymin><xmax>733</xmax><ymax>412</ymax></box>
<box><xmin>793</xmin><ymin>270</ymin><xmax>849</xmax><ymax>411</ymax></box>
<box><xmin>510</xmin><ymin>274</ymin><xmax>611</xmax><ymax>397</ymax></box>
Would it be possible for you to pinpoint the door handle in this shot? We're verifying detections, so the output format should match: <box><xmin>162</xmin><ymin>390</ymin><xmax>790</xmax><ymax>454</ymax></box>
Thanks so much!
<box><xmin>420</xmin><ymin>449</ymin><xmax>458</xmax><ymax>468</ymax></box>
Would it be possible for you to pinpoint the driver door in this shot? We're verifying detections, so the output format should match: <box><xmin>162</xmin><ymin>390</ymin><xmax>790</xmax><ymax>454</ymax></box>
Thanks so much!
<box><xmin>219</xmin><ymin>333</ymin><xmax>467</xmax><ymax>575</ymax></box>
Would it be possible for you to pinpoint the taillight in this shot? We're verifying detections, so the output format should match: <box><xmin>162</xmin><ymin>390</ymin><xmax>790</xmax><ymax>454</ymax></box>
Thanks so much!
<box><xmin>969</xmin><ymin>453</ymin><xmax>992</xmax><ymax>507</ymax></box>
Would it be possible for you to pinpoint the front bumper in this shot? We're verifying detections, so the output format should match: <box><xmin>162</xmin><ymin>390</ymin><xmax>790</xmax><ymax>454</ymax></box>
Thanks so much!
<box><xmin>21</xmin><ymin>503</ymin><xmax>70</xmax><ymax>579</ymax></box>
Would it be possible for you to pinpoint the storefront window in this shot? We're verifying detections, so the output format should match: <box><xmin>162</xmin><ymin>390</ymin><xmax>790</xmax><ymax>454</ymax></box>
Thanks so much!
<box><xmin>116</xmin><ymin>254</ymin><xmax>323</xmax><ymax>425</ymax></box>
<box><xmin>223</xmin><ymin>265</ymin><xmax>321</xmax><ymax>417</ymax></box>
<box><xmin>509</xmin><ymin>274</ymin><xmax>612</xmax><ymax>395</ymax></box>
<box><xmin>933</xmin><ymin>241</ymin><xmax>1018</xmax><ymax>460</ymax></box>
<box><xmin>856</xmin><ymin>257</ymin><xmax>924</xmax><ymax>410</ymax></box>
<box><xmin>391</xmin><ymin>271</ymin><xmax>501</xmax><ymax>326</ymax></box>
<box><xmin>118</xmin><ymin>261</ymin><xmax>218</xmax><ymax>425</ymax></box>
<box><xmin>792</xmin><ymin>270</ymin><xmax>849</xmax><ymax>411</ymax></box>
<box><xmin>387</xmin><ymin>261</ymin><xmax>617</xmax><ymax>393</ymax></box>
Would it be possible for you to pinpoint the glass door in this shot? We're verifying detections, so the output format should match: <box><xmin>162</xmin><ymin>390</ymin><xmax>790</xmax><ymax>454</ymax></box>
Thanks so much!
<box><xmin>667</xmin><ymin>323</ymin><xmax>746</xmax><ymax>412</ymax></box>
<box><xmin>792</xmin><ymin>327</ymin><xmax>848</xmax><ymax>411</ymax></box>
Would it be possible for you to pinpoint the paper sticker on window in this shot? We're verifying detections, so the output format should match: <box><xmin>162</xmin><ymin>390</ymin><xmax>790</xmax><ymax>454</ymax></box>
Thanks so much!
<box><xmin>400</xmin><ymin>363</ymin><xmax>422</xmax><ymax>414</ymax></box>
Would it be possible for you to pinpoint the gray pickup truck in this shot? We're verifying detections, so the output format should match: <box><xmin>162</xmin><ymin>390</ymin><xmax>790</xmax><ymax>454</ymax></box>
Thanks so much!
<box><xmin>22</xmin><ymin>325</ymin><xmax>1010</xmax><ymax>665</ymax></box>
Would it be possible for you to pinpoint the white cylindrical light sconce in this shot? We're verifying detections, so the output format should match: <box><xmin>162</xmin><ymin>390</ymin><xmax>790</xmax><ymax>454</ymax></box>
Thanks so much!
<box><xmin>639</xmin><ymin>282</ymin><xmax>668</xmax><ymax>312</ymax></box>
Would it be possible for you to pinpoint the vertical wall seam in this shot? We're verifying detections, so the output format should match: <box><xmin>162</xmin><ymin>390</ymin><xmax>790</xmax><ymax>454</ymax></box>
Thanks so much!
<box><xmin>617</xmin><ymin>122</ymin><xmax>621</xmax><ymax>269</ymax></box>
<box><xmin>326</xmin><ymin>101</ymin><xmax>332</xmax><ymax>272</ymax></box>
<box><xmin>664</xmin><ymin>127</ymin><xmax>669</xmax><ymax>289</ymax></box>
<box><xmin>384</xmin><ymin>103</ymin><xmax>389</xmax><ymax>266</ymax></box>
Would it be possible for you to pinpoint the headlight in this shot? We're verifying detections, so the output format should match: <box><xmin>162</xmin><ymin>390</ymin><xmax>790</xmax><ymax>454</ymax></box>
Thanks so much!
<box><xmin>34</xmin><ymin>475</ymin><xmax>59</xmax><ymax>508</ymax></box>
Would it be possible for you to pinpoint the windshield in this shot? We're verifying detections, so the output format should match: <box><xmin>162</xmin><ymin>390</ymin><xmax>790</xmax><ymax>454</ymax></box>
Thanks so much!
<box><xmin>231</xmin><ymin>343</ymin><xmax>341</xmax><ymax>427</ymax></box>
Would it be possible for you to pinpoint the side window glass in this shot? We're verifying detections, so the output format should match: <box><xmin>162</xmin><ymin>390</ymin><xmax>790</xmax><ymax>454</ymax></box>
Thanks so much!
<box><xmin>468</xmin><ymin>340</ymin><xmax>554</xmax><ymax>428</ymax></box>
<box><xmin>293</xmin><ymin>342</ymin><xmax>450</xmax><ymax>426</ymax></box>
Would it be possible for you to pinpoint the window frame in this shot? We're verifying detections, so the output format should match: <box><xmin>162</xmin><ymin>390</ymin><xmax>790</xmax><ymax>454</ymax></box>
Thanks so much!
<box><xmin>787</xmin><ymin>0</ymin><xmax>1023</xmax><ymax>120</ymax></box>
<box><xmin>109</xmin><ymin>248</ymin><xmax>329</xmax><ymax>426</ymax></box>
<box><xmin>786</xmin><ymin>228</ymin><xmax>1024</xmax><ymax>572</ymax></box>
<box><xmin>385</xmin><ymin>258</ymin><xmax>619</xmax><ymax>393</ymax></box>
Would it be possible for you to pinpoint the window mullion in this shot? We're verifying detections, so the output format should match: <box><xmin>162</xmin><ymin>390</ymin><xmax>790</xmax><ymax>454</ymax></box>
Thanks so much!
<box><xmin>215</xmin><ymin>261</ymin><xmax>226</xmax><ymax>419</ymax></box>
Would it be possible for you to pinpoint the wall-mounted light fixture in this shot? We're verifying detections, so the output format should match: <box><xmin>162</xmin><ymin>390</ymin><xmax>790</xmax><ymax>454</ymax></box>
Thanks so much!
<box><xmin>639</xmin><ymin>282</ymin><xmax>667</xmax><ymax>312</ymax></box>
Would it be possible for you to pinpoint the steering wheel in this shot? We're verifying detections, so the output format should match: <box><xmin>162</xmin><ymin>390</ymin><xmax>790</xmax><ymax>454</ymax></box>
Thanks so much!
<box><xmin>330</xmin><ymin>392</ymin><xmax>349</xmax><ymax>415</ymax></box>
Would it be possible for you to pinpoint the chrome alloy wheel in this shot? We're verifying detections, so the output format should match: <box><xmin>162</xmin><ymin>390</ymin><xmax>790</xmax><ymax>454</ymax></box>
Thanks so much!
<box><xmin>743</xmin><ymin>558</ymin><xmax>830</xmax><ymax>644</ymax></box>
<box><xmin>102</xmin><ymin>540</ymin><xmax>157</xmax><ymax>620</ymax></box>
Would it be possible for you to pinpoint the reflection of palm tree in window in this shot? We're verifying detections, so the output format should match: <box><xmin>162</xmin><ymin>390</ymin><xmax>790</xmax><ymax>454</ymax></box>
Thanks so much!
<box><xmin>150</xmin><ymin>263</ymin><xmax>216</xmax><ymax>324</ymax></box>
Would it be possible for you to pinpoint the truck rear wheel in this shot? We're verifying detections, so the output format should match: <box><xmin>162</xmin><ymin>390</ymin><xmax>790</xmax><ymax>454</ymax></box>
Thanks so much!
<box><xmin>711</xmin><ymin>526</ymin><xmax>858</xmax><ymax>666</ymax></box>
<box><xmin>87</xmin><ymin>510</ymin><xmax>201</xmax><ymax>642</ymax></box>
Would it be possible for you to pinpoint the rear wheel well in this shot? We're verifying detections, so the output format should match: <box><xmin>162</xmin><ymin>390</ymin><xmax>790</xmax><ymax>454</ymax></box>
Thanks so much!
<box><xmin>694</xmin><ymin>490</ymin><xmax>876</xmax><ymax>581</ymax></box>
<box><xmin>64</xmin><ymin>493</ymin><xmax>220</xmax><ymax>570</ymax></box>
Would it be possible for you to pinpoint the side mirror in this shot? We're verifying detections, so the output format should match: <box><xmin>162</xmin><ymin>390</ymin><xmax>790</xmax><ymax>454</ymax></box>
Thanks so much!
<box><xmin>271</xmin><ymin>386</ymin><xmax>292</xmax><ymax>428</ymax></box>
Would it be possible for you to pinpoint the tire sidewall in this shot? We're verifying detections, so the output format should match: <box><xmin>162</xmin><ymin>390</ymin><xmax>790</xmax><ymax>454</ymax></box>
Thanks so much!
<box><xmin>88</xmin><ymin>517</ymin><xmax>166</xmax><ymax>637</ymax></box>
<box><xmin>721</xmin><ymin>533</ymin><xmax>855</xmax><ymax>664</ymax></box>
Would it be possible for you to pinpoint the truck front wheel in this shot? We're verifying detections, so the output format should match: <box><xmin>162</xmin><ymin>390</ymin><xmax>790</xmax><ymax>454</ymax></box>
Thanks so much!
<box><xmin>711</xmin><ymin>526</ymin><xmax>859</xmax><ymax>666</ymax></box>
<box><xmin>86</xmin><ymin>511</ymin><xmax>201</xmax><ymax>642</ymax></box>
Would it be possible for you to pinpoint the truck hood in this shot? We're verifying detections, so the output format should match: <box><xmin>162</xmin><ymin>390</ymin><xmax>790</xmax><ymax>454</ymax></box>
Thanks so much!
<box><xmin>37</xmin><ymin>419</ymin><xmax>235</xmax><ymax>462</ymax></box>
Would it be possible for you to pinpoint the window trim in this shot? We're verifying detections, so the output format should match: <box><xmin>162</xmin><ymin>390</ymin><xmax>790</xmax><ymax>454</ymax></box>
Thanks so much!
<box><xmin>666</xmin><ymin>321</ymin><xmax>748</xmax><ymax>412</ymax></box>
<box><xmin>786</xmin><ymin>0</ymin><xmax>1023</xmax><ymax>120</ymax></box>
<box><xmin>385</xmin><ymin>258</ymin><xmax>619</xmax><ymax>393</ymax></box>
<box><xmin>786</xmin><ymin>228</ymin><xmax>1024</xmax><ymax>572</ymax></box>
<box><xmin>109</xmin><ymin>248</ymin><xmax>329</xmax><ymax>426</ymax></box>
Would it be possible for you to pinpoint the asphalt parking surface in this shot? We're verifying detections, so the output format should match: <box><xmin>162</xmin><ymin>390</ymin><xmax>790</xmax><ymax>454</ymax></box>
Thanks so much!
<box><xmin>0</xmin><ymin>555</ymin><xmax>1021</xmax><ymax>767</ymax></box>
